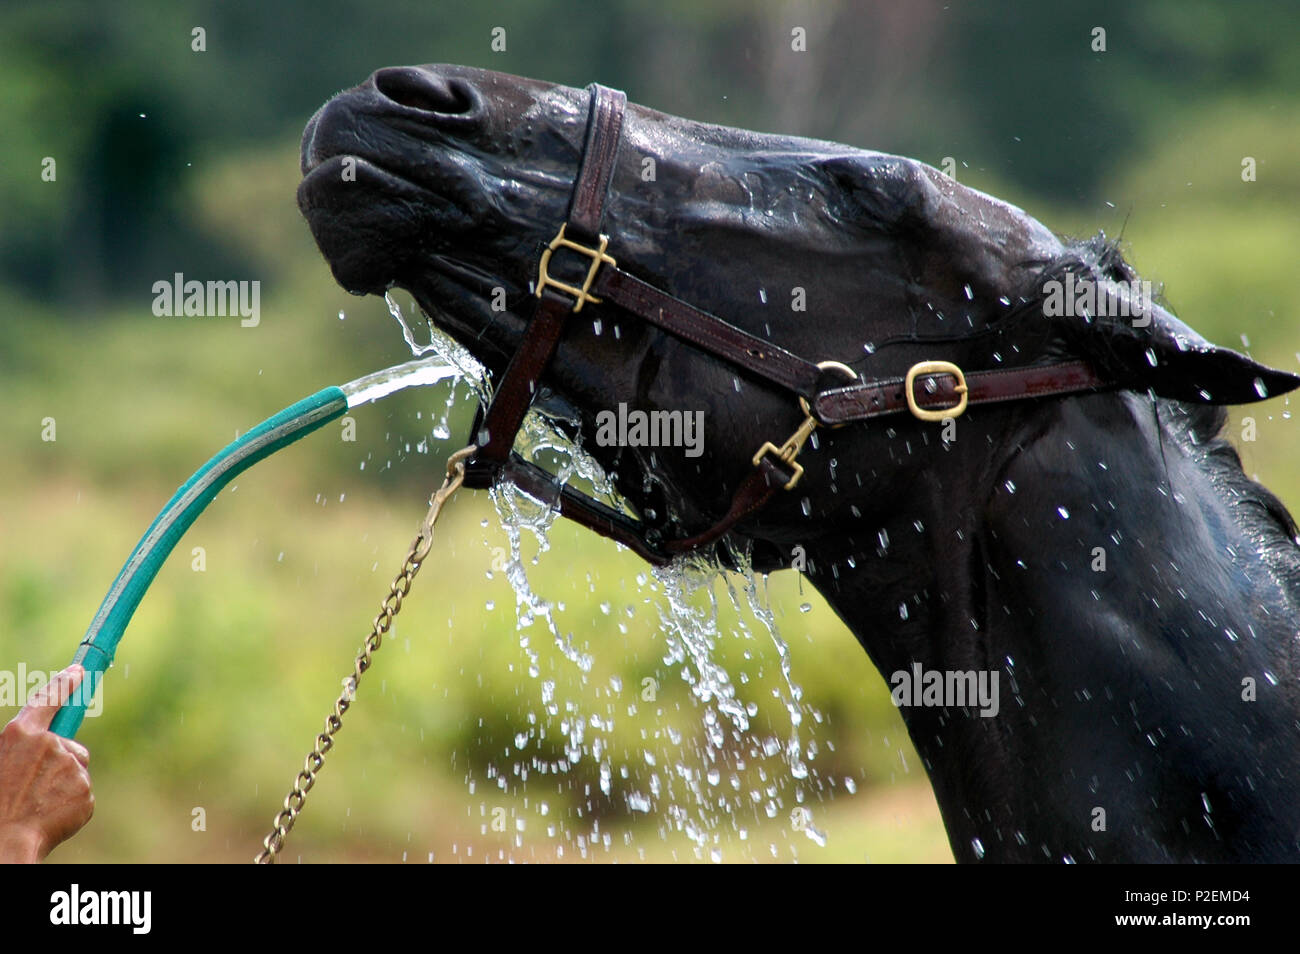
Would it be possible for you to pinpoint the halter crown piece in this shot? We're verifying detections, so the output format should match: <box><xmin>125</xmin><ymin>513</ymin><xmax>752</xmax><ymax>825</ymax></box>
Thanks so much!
<box><xmin>461</xmin><ymin>84</ymin><xmax>1113</xmax><ymax>565</ymax></box>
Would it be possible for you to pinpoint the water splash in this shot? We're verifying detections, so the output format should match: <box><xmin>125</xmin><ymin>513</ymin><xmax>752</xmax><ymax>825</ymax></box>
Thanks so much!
<box><xmin>376</xmin><ymin>293</ymin><xmax>830</xmax><ymax>860</ymax></box>
<box><xmin>384</xmin><ymin>291</ymin><xmax>489</xmax><ymax>401</ymax></box>
<box><xmin>486</xmin><ymin>418</ymin><xmax>827</xmax><ymax>858</ymax></box>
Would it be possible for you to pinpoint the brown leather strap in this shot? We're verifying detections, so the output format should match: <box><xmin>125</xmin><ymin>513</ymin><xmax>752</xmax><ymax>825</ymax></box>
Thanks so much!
<box><xmin>494</xmin><ymin>454</ymin><xmax>672</xmax><ymax>564</ymax></box>
<box><xmin>464</xmin><ymin>290</ymin><xmax>571</xmax><ymax>483</ymax></box>
<box><xmin>568</xmin><ymin>86</ymin><xmax>626</xmax><ymax>245</ymax></box>
<box><xmin>662</xmin><ymin>456</ymin><xmax>794</xmax><ymax>556</ymax></box>
<box><xmin>490</xmin><ymin>451</ymin><xmax>795</xmax><ymax>566</ymax></box>
<box><xmin>464</xmin><ymin>84</ymin><xmax>627</xmax><ymax>488</ymax></box>
<box><xmin>593</xmin><ymin>258</ymin><xmax>1111</xmax><ymax>424</ymax></box>
<box><xmin>593</xmin><ymin>266</ymin><xmax>824</xmax><ymax>398</ymax></box>
<box><xmin>813</xmin><ymin>359</ymin><xmax>1110</xmax><ymax>425</ymax></box>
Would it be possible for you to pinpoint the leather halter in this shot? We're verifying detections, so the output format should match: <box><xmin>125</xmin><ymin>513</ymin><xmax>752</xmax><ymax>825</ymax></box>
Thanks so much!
<box><xmin>461</xmin><ymin>83</ymin><xmax>1112</xmax><ymax>566</ymax></box>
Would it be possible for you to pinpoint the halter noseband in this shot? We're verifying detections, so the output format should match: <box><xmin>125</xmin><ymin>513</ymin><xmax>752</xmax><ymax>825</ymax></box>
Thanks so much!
<box><xmin>460</xmin><ymin>84</ymin><xmax>1111</xmax><ymax>566</ymax></box>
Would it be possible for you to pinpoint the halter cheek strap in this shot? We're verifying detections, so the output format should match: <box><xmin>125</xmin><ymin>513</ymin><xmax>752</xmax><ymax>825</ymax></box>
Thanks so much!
<box><xmin>461</xmin><ymin>83</ymin><xmax>1115</xmax><ymax>566</ymax></box>
<box><xmin>464</xmin><ymin>84</ymin><xmax>627</xmax><ymax>486</ymax></box>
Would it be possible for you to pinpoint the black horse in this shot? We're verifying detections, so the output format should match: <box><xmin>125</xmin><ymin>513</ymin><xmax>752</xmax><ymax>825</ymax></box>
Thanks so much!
<box><xmin>298</xmin><ymin>65</ymin><xmax>1300</xmax><ymax>862</ymax></box>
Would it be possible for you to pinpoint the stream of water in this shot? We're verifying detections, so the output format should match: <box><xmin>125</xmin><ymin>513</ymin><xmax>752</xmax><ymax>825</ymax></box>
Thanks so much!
<box><xmin>341</xmin><ymin>356</ymin><xmax>459</xmax><ymax>408</ymax></box>
<box><xmin>370</xmin><ymin>292</ymin><xmax>829</xmax><ymax>860</ymax></box>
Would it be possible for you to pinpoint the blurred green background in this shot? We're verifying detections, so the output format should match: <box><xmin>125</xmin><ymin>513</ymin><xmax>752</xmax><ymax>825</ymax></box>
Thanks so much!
<box><xmin>1</xmin><ymin>0</ymin><xmax>1297</xmax><ymax>863</ymax></box>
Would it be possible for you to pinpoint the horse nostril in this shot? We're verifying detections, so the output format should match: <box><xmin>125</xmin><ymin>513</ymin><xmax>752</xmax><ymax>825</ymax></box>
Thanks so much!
<box><xmin>373</xmin><ymin>67</ymin><xmax>475</xmax><ymax>115</ymax></box>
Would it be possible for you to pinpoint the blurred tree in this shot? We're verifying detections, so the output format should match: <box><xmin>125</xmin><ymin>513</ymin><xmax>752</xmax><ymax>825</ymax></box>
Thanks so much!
<box><xmin>0</xmin><ymin>0</ymin><xmax>1296</xmax><ymax>306</ymax></box>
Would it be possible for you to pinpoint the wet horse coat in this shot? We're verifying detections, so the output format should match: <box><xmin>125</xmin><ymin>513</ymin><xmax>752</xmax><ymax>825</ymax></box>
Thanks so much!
<box><xmin>298</xmin><ymin>65</ymin><xmax>1300</xmax><ymax>861</ymax></box>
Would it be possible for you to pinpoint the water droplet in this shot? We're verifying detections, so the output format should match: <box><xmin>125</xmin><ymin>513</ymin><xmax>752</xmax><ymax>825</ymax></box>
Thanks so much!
<box><xmin>898</xmin><ymin>602</ymin><xmax>909</xmax><ymax>620</ymax></box>
<box><xmin>1057</xmin><ymin>506</ymin><xmax>1070</xmax><ymax>520</ymax></box>
<box><xmin>1004</xmin><ymin>480</ymin><xmax>1017</xmax><ymax>494</ymax></box>
<box><xmin>1254</xmin><ymin>377</ymin><xmax>1268</xmax><ymax>398</ymax></box>
<box><xmin>1145</xmin><ymin>348</ymin><xmax>1158</xmax><ymax>367</ymax></box>
<box><xmin>337</xmin><ymin>310</ymin><xmax>346</xmax><ymax>320</ymax></box>
<box><xmin>799</xmin><ymin>602</ymin><xmax>812</xmax><ymax>613</ymax></box>
<box><xmin>971</xmin><ymin>837</ymin><xmax>985</xmax><ymax>860</ymax></box>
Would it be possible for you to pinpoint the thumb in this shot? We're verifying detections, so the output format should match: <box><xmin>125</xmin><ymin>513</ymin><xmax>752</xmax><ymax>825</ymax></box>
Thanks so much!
<box><xmin>16</xmin><ymin>664</ymin><xmax>86</xmax><ymax>731</ymax></box>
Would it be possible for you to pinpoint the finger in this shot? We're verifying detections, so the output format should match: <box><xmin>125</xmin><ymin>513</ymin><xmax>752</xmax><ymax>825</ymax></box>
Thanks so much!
<box><xmin>59</xmin><ymin>737</ymin><xmax>91</xmax><ymax>768</ymax></box>
<box><xmin>17</xmin><ymin>664</ymin><xmax>85</xmax><ymax>730</ymax></box>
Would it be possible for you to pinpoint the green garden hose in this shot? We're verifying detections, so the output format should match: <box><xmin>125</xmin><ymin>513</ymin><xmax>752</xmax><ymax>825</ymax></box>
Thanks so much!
<box><xmin>49</xmin><ymin>356</ymin><xmax>458</xmax><ymax>738</ymax></box>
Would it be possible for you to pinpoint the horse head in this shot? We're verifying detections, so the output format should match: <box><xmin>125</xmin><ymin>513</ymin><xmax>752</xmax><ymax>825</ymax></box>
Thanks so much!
<box><xmin>300</xmin><ymin>65</ymin><xmax>1300</xmax><ymax>861</ymax></box>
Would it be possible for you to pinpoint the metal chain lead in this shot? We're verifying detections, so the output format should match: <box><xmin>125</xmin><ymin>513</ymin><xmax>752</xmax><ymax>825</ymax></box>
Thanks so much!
<box><xmin>254</xmin><ymin>445</ymin><xmax>476</xmax><ymax>864</ymax></box>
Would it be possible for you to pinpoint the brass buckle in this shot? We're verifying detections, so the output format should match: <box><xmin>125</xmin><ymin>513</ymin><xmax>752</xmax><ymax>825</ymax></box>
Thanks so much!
<box><xmin>752</xmin><ymin>423</ymin><xmax>814</xmax><ymax>491</ymax></box>
<box><xmin>751</xmin><ymin>361</ymin><xmax>858</xmax><ymax>491</ymax></box>
<box><xmin>535</xmin><ymin>224</ymin><xmax>616</xmax><ymax>313</ymax></box>
<box><xmin>905</xmin><ymin>361</ymin><xmax>968</xmax><ymax>422</ymax></box>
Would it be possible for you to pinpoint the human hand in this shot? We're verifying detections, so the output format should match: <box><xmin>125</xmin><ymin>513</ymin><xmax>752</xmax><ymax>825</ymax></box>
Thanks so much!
<box><xmin>0</xmin><ymin>665</ymin><xmax>94</xmax><ymax>863</ymax></box>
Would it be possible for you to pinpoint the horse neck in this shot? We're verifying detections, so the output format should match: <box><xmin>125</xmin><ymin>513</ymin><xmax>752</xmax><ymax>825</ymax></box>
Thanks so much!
<box><xmin>805</xmin><ymin>391</ymin><xmax>1300</xmax><ymax>861</ymax></box>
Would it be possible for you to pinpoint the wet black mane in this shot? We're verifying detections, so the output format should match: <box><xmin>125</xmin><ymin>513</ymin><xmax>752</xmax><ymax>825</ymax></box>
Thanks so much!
<box><xmin>1164</xmin><ymin>399</ymin><xmax>1300</xmax><ymax>587</ymax></box>
<box><xmin>1052</xmin><ymin>234</ymin><xmax>1300</xmax><ymax>582</ymax></box>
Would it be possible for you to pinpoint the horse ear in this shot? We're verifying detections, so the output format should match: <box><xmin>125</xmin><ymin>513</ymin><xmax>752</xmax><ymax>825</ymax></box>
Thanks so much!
<box><xmin>1042</xmin><ymin>252</ymin><xmax>1300</xmax><ymax>405</ymax></box>
<box><xmin>1064</xmin><ymin>300</ymin><xmax>1299</xmax><ymax>405</ymax></box>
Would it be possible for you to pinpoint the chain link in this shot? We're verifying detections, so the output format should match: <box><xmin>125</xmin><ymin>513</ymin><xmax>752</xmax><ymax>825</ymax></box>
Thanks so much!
<box><xmin>254</xmin><ymin>445</ymin><xmax>476</xmax><ymax>864</ymax></box>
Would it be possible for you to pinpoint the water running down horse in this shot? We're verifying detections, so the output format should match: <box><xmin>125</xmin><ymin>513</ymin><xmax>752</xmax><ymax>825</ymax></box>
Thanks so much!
<box><xmin>297</xmin><ymin>65</ymin><xmax>1300</xmax><ymax>862</ymax></box>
